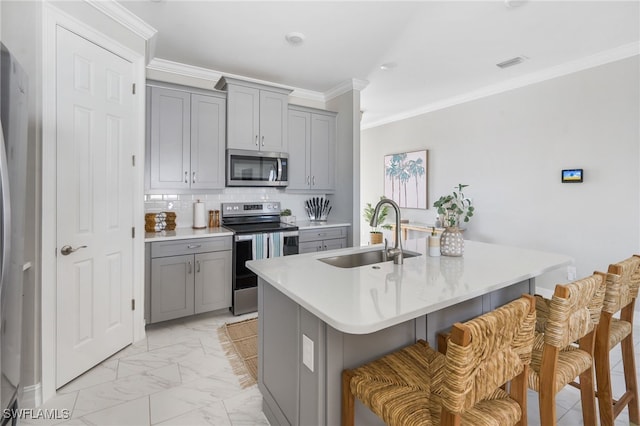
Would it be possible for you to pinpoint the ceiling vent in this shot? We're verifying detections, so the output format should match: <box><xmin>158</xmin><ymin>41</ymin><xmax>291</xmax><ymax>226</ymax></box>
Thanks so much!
<box><xmin>496</xmin><ymin>56</ymin><xmax>526</xmax><ymax>69</ymax></box>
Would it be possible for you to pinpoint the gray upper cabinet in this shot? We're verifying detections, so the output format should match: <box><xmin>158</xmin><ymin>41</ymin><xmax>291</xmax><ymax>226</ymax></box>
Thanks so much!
<box><xmin>146</xmin><ymin>82</ymin><xmax>226</xmax><ymax>192</ymax></box>
<box><xmin>217</xmin><ymin>77</ymin><xmax>291</xmax><ymax>152</ymax></box>
<box><xmin>288</xmin><ymin>106</ymin><xmax>337</xmax><ymax>191</ymax></box>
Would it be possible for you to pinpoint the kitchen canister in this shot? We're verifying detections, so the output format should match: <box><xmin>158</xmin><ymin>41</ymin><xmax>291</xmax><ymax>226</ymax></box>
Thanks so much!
<box><xmin>193</xmin><ymin>200</ymin><xmax>206</xmax><ymax>229</ymax></box>
<box><xmin>428</xmin><ymin>234</ymin><xmax>440</xmax><ymax>257</ymax></box>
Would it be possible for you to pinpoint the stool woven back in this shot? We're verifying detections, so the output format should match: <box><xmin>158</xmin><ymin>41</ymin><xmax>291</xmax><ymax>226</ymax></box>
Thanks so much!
<box><xmin>442</xmin><ymin>295</ymin><xmax>536</xmax><ymax>415</ymax></box>
<box><xmin>602</xmin><ymin>255</ymin><xmax>640</xmax><ymax>314</ymax></box>
<box><xmin>529</xmin><ymin>272</ymin><xmax>607</xmax><ymax>426</ymax></box>
<box><xmin>342</xmin><ymin>295</ymin><xmax>537</xmax><ymax>426</ymax></box>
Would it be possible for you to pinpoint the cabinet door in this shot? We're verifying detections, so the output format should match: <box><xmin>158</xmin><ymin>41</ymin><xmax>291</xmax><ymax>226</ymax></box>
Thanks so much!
<box><xmin>191</xmin><ymin>94</ymin><xmax>226</xmax><ymax>189</ymax></box>
<box><xmin>287</xmin><ymin>109</ymin><xmax>310</xmax><ymax>190</ymax></box>
<box><xmin>150</xmin><ymin>254</ymin><xmax>195</xmax><ymax>323</ymax></box>
<box><xmin>299</xmin><ymin>241</ymin><xmax>323</xmax><ymax>254</ymax></box>
<box><xmin>149</xmin><ymin>87</ymin><xmax>191</xmax><ymax>190</ymax></box>
<box><xmin>227</xmin><ymin>84</ymin><xmax>260</xmax><ymax>150</ymax></box>
<box><xmin>322</xmin><ymin>238</ymin><xmax>346</xmax><ymax>252</ymax></box>
<box><xmin>194</xmin><ymin>250</ymin><xmax>232</xmax><ymax>314</ymax></box>
<box><xmin>309</xmin><ymin>113</ymin><xmax>336</xmax><ymax>191</ymax></box>
<box><xmin>260</xmin><ymin>90</ymin><xmax>288</xmax><ymax>152</ymax></box>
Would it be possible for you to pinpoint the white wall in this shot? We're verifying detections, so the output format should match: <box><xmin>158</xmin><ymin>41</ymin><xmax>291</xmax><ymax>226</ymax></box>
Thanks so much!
<box><xmin>361</xmin><ymin>56</ymin><xmax>640</xmax><ymax>294</ymax></box>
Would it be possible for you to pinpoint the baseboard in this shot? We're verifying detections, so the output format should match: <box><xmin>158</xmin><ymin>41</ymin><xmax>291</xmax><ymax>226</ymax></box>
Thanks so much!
<box><xmin>21</xmin><ymin>382</ymin><xmax>42</xmax><ymax>409</ymax></box>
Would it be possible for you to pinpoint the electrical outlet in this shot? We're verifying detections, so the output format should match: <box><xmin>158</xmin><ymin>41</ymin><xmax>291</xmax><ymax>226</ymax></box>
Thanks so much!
<box><xmin>302</xmin><ymin>334</ymin><xmax>314</xmax><ymax>372</ymax></box>
<box><xmin>567</xmin><ymin>266</ymin><xmax>577</xmax><ymax>281</ymax></box>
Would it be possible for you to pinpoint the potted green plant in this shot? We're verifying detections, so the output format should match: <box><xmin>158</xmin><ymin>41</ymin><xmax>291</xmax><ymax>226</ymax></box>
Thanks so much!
<box><xmin>280</xmin><ymin>208</ymin><xmax>295</xmax><ymax>224</ymax></box>
<box><xmin>433</xmin><ymin>184</ymin><xmax>474</xmax><ymax>256</ymax></box>
<box><xmin>363</xmin><ymin>196</ymin><xmax>393</xmax><ymax>244</ymax></box>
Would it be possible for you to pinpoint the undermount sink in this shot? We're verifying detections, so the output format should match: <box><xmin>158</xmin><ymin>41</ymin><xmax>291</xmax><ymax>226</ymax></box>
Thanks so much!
<box><xmin>319</xmin><ymin>249</ymin><xmax>421</xmax><ymax>268</ymax></box>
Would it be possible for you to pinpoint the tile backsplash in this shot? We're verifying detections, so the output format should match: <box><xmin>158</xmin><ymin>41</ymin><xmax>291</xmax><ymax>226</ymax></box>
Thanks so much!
<box><xmin>144</xmin><ymin>188</ymin><xmax>327</xmax><ymax>229</ymax></box>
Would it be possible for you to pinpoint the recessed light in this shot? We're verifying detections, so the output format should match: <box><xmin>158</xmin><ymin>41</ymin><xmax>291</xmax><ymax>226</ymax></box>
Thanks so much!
<box><xmin>285</xmin><ymin>32</ymin><xmax>305</xmax><ymax>46</ymax></box>
<box><xmin>380</xmin><ymin>62</ymin><xmax>397</xmax><ymax>71</ymax></box>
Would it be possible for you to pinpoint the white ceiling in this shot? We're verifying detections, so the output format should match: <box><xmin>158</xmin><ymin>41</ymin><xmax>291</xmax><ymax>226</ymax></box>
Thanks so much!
<box><xmin>119</xmin><ymin>1</ymin><xmax>640</xmax><ymax>128</ymax></box>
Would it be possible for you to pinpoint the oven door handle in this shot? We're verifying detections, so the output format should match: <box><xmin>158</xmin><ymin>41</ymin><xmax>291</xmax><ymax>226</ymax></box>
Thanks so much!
<box><xmin>235</xmin><ymin>235</ymin><xmax>255</xmax><ymax>242</ymax></box>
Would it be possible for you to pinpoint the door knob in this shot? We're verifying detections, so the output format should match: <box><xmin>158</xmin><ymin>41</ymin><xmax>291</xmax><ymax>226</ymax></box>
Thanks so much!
<box><xmin>60</xmin><ymin>245</ymin><xmax>87</xmax><ymax>256</ymax></box>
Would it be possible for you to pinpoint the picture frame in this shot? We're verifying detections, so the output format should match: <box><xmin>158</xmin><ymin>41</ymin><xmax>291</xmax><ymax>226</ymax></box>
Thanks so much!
<box><xmin>561</xmin><ymin>168</ymin><xmax>583</xmax><ymax>183</ymax></box>
<box><xmin>384</xmin><ymin>150</ymin><xmax>428</xmax><ymax>209</ymax></box>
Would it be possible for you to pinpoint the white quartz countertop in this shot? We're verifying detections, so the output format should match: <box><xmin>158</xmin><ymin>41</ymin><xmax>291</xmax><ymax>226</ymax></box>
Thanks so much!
<box><xmin>144</xmin><ymin>227</ymin><xmax>233</xmax><ymax>242</ymax></box>
<box><xmin>296</xmin><ymin>221</ymin><xmax>351</xmax><ymax>230</ymax></box>
<box><xmin>246</xmin><ymin>239</ymin><xmax>573</xmax><ymax>334</ymax></box>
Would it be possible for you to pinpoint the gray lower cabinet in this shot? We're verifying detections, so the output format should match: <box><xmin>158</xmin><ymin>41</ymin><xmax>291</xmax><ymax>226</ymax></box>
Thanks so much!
<box><xmin>148</xmin><ymin>237</ymin><xmax>231</xmax><ymax>323</ymax></box>
<box><xmin>298</xmin><ymin>227</ymin><xmax>347</xmax><ymax>254</ymax></box>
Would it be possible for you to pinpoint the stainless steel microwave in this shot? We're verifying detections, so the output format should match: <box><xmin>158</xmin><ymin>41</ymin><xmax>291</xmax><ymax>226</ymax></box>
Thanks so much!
<box><xmin>226</xmin><ymin>149</ymin><xmax>289</xmax><ymax>187</ymax></box>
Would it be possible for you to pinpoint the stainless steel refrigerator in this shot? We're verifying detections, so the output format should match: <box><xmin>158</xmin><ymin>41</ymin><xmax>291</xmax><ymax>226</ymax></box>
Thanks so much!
<box><xmin>0</xmin><ymin>42</ymin><xmax>28</xmax><ymax>425</ymax></box>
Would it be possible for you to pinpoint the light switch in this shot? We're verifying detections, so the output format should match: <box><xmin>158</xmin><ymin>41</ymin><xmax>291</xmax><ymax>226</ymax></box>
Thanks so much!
<box><xmin>302</xmin><ymin>334</ymin><xmax>314</xmax><ymax>372</ymax></box>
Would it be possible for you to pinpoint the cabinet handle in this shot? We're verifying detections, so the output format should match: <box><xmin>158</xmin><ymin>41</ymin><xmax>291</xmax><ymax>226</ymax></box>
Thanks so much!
<box><xmin>196</xmin><ymin>260</ymin><xmax>200</xmax><ymax>273</ymax></box>
<box><xmin>192</xmin><ymin>171</ymin><xmax>196</xmax><ymax>183</ymax></box>
<box><xmin>317</xmin><ymin>245</ymin><xmax>322</xmax><ymax>252</ymax></box>
<box><xmin>255</xmin><ymin>135</ymin><xmax>259</xmax><ymax>146</ymax></box>
<box><xmin>323</xmin><ymin>245</ymin><xmax>327</xmax><ymax>250</ymax></box>
<box><xmin>187</xmin><ymin>244</ymin><xmax>202</xmax><ymax>249</ymax></box>
<box><xmin>312</xmin><ymin>176</ymin><xmax>316</xmax><ymax>186</ymax></box>
<box><xmin>261</xmin><ymin>135</ymin><xmax>265</xmax><ymax>146</ymax></box>
<box><xmin>188</xmin><ymin>261</ymin><xmax>192</xmax><ymax>274</ymax></box>
<box><xmin>184</xmin><ymin>171</ymin><xmax>188</xmax><ymax>183</ymax></box>
<box><xmin>307</xmin><ymin>176</ymin><xmax>310</xmax><ymax>185</ymax></box>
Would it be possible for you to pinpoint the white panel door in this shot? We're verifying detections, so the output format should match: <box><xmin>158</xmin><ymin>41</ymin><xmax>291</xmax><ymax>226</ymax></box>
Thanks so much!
<box><xmin>56</xmin><ymin>26</ymin><xmax>134</xmax><ymax>387</ymax></box>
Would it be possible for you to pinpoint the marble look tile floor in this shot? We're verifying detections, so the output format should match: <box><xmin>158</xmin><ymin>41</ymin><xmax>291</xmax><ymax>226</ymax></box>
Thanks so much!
<box><xmin>28</xmin><ymin>311</ymin><xmax>640</xmax><ymax>425</ymax></box>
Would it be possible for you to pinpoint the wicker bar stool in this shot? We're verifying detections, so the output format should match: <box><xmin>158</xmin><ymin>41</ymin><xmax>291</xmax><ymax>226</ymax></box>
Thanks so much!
<box><xmin>595</xmin><ymin>255</ymin><xmax>640</xmax><ymax>425</ymax></box>
<box><xmin>528</xmin><ymin>272</ymin><xmax>607</xmax><ymax>426</ymax></box>
<box><xmin>342</xmin><ymin>294</ymin><xmax>536</xmax><ymax>426</ymax></box>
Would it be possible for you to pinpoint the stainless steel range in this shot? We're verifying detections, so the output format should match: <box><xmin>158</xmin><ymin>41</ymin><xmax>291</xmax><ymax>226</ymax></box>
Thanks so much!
<box><xmin>222</xmin><ymin>201</ymin><xmax>299</xmax><ymax>315</ymax></box>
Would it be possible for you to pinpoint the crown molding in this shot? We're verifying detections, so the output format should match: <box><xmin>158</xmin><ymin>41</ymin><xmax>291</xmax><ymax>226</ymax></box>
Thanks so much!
<box><xmin>85</xmin><ymin>0</ymin><xmax>157</xmax><ymax>41</ymax></box>
<box><xmin>290</xmin><ymin>88</ymin><xmax>326</xmax><ymax>103</ymax></box>
<box><xmin>362</xmin><ymin>42</ymin><xmax>640</xmax><ymax>130</ymax></box>
<box><xmin>325</xmin><ymin>78</ymin><xmax>370</xmax><ymax>101</ymax></box>
<box><xmin>85</xmin><ymin>0</ymin><xmax>157</xmax><ymax>63</ymax></box>
<box><xmin>147</xmin><ymin>58</ymin><xmax>222</xmax><ymax>82</ymax></box>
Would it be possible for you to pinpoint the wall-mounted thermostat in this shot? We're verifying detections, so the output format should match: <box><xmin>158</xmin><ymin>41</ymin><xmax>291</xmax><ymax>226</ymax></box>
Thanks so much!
<box><xmin>561</xmin><ymin>169</ymin><xmax>583</xmax><ymax>183</ymax></box>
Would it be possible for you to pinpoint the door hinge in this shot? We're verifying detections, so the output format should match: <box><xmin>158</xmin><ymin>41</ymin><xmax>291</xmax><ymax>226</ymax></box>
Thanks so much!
<box><xmin>132</xmin><ymin>227</ymin><xmax>135</xmax><ymax>238</ymax></box>
<box><xmin>132</xmin><ymin>155</ymin><xmax>136</xmax><ymax>167</ymax></box>
<box><xmin>132</xmin><ymin>83</ymin><xmax>136</xmax><ymax>95</ymax></box>
<box><xmin>131</xmin><ymin>299</ymin><xmax>135</xmax><ymax>310</ymax></box>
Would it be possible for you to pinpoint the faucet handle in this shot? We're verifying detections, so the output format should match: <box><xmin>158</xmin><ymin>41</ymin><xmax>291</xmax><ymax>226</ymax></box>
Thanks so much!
<box><xmin>384</xmin><ymin>238</ymin><xmax>388</xmax><ymax>251</ymax></box>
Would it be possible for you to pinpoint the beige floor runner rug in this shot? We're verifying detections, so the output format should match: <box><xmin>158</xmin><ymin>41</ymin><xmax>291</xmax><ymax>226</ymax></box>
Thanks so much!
<box><xmin>218</xmin><ymin>317</ymin><xmax>258</xmax><ymax>388</ymax></box>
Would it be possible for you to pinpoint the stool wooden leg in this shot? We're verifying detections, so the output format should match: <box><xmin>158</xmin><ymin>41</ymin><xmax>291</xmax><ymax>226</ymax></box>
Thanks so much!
<box><xmin>621</xmin><ymin>331</ymin><xmax>639</xmax><ymax>423</ymax></box>
<box><xmin>595</xmin><ymin>339</ymin><xmax>614</xmax><ymax>425</ymax></box>
<box><xmin>510</xmin><ymin>365</ymin><xmax>528</xmax><ymax>426</ymax></box>
<box><xmin>578</xmin><ymin>367</ymin><xmax>597</xmax><ymax>426</ymax></box>
<box><xmin>342</xmin><ymin>370</ymin><xmax>355</xmax><ymax>426</ymax></box>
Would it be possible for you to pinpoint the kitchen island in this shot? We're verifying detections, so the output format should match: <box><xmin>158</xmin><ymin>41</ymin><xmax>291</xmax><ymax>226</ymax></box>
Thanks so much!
<box><xmin>246</xmin><ymin>239</ymin><xmax>573</xmax><ymax>426</ymax></box>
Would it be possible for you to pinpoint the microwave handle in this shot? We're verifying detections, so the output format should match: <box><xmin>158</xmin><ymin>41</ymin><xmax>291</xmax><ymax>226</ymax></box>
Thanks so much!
<box><xmin>277</xmin><ymin>158</ymin><xmax>283</xmax><ymax>181</ymax></box>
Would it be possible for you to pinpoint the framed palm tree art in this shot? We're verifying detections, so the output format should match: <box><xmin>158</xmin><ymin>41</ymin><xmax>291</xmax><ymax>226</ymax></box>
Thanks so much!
<box><xmin>384</xmin><ymin>150</ymin><xmax>428</xmax><ymax>209</ymax></box>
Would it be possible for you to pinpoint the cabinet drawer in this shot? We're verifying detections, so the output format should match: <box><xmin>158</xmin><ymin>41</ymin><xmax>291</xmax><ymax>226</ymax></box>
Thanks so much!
<box><xmin>151</xmin><ymin>237</ymin><xmax>232</xmax><ymax>258</ymax></box>
<box><xmin>299</xmin><ymin>227</ymin><xmax>346</xmax><ymax>243</ymax></box>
